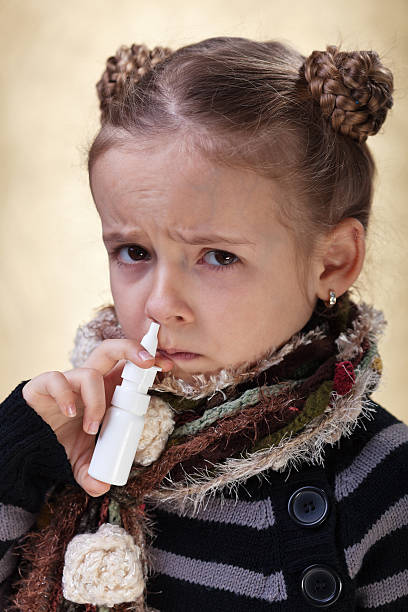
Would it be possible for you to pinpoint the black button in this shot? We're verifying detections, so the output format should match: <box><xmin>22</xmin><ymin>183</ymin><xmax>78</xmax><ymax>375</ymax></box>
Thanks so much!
<box><xmin>301</xmin><ymin>564</ymin><xmax>342</xmax><ymax>607</ymax></box>
<box><xmin>288</xmin><ymin>486</ymin><xmax>329</xmax><ymax>527</ymax></box>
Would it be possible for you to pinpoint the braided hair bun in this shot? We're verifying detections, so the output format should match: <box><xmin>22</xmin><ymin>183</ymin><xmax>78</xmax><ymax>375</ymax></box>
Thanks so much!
<box><xmin>304</xmin><ymin>45</ymin><xmax>394</xmax><ymax>143</ymax></box>
<box><xmin>96</xmin><ymin>43</ymin><xmax>173</xmax><ymax>123</ymax></box>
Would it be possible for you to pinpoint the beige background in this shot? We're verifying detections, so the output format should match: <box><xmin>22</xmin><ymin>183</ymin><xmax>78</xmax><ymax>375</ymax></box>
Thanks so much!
<box><xmin>1</xmin><ymin>0</ymin><xmax>407</xmax><ymax>421</ymax></box>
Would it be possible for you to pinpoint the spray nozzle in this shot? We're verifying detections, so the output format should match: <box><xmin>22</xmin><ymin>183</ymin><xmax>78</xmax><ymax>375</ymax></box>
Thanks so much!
<box><xmin>140</xmin><ymin>321</ymin><xmax>160</xmax><ymax>356</ymax></box>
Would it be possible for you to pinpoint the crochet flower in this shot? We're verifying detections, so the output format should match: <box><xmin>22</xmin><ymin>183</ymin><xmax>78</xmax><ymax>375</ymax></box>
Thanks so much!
<box><xmin>62</xmin><ymin>523</ymin><xmax>144</xmax><ymax>606</ymax></box>
<box><xmin>333</xmin><ymin>360</ymin><xmax>356</xmax><ymax>396</ymax></box>
<box><xmin>134</xmin><ymin>396</ymin><xmax>175</xmax><ymax>466</ymax></box>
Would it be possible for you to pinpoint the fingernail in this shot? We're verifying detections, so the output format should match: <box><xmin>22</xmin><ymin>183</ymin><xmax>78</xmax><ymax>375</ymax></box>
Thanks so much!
<box><xmin>67</xmin><ymin>404</ymin><xmax>76</xmax><ymax>417</ymax></box>
<box><xmin>139</xmin><ymin>350</ymin><xmax>154</xmax><ymax>361</ymax></box>
<box><xmin>87</xmin><ymin>421</ymin><xmax>100</xmax><ymax>435</ymax></box>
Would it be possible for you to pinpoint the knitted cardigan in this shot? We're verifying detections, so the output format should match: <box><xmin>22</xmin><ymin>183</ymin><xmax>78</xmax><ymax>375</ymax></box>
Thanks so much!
<box><xmin>1</xmin><ymin>295</ymin><xmax>408</xmax><ymax>611</ymax></box>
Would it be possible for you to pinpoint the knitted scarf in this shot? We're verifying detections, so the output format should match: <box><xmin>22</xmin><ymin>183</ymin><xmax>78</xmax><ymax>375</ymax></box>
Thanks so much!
<box><xmin>8</xmin><ymin>291</ymin><xmax>386</xmax><ymax>612</ymax></box>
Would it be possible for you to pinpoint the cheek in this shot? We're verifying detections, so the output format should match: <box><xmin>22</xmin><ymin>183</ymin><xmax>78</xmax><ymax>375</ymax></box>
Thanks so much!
<box><xmin>202</xmin><ymin>289</ymin><xmax>260</xmax><ymax>351</ymax></box>
<box><xmin>110</xmin><ymin>275</ymin><xmax>146</xmax><ymax>337</ymax></box>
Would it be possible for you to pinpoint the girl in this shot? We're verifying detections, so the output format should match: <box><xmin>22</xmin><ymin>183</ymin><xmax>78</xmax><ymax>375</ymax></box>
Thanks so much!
<box><xmin>1</xmin><ymin>37</ymin><xmax>407</xmax><ymax>611</ymax></box>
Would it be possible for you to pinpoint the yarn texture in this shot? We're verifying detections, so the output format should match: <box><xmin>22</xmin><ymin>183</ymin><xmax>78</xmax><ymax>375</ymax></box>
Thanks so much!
<box><xmin>62</xmin><ymin>523</ymin><xmax>144</xmax><ymax>606</ymax></box>
<box><xmin>134</xmin><ymin>397</ymin><xmax>175</xmax><ymax>466</ymax></box>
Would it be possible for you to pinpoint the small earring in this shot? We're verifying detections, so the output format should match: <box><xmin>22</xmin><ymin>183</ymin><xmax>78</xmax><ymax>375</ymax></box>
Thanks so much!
<box><xmin>324</xmin><ymin>289</ymin><xmax>337</xmax><ymax>308</ymax></box>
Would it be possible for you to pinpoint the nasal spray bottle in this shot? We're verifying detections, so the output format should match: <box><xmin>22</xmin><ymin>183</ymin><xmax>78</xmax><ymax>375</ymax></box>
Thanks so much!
<box><xmin>88</xmin><ymin>321</ymin><xmax>161</xmax><ymax>486</ymax></box>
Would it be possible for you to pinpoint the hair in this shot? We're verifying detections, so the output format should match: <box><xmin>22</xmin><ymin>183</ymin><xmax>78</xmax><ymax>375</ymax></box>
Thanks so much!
<box><xmin>88</xmin><ymin>37</ymin><xmax>394</xmax><ymax>300</ymax></box>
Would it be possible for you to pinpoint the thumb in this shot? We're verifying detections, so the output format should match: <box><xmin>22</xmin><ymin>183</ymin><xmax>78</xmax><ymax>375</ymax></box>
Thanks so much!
<box><xmin>103</xmin><ymin>359</ymin><xmax>127</xmax><ymax>407</ymax></box>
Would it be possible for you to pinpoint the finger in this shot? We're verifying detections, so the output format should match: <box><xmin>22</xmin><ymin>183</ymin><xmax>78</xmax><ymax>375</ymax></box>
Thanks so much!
<box><xmin>75</xmin><ymin>449</ymin><xmax>111</xmax><ymax>497</ymax></box>
<box><xmin>82</xmin><ymin>339</ymin><xmax>172</xmax><ymax>375</ymax></box>
<box><xmin>63</xmin><ymin>368</ymin><xmax>107</xmax><ymax>434</ymax></box>
<box><xmin>157</xmin><ymin>357</ymin><xmax>174</xmax><ymax>372</ymax></box>
<box><xmin>23</xmin><ymin>371</ymin><xmax>78</xmax><ymax>418</ymax></box>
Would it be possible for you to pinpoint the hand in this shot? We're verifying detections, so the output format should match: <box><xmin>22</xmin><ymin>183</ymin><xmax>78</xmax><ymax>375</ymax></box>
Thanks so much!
<box><xmin>22</xmin><ymin>340</ymin><xmax>173</xmax><ymax>497</ymax></box>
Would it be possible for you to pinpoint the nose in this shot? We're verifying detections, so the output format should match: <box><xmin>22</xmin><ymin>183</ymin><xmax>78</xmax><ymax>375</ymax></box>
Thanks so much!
<box><xmin>144</xmin><ymin>264</ymin><xmax>194</xmax><ymax>326</ymax></box>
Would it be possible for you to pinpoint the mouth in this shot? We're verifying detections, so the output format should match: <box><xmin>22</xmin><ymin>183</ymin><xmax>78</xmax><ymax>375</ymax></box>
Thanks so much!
<box><xmin>158</xmin><ymin>349</ymin><xmax>201</xmax><ymax>361</ymax></box>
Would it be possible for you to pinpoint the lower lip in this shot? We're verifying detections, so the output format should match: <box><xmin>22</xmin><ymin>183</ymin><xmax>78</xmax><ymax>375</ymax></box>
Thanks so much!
<box><xmin>158</xmin><ymin>350</ymin><xmax>201</xmax><ymax>361</ymax></box>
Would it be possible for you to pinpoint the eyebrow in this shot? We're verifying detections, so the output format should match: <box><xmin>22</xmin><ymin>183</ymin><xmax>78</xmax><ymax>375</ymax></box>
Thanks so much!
<box><xmin>103</xmin><ymin>229</ymin><xmax>255</xmax><ymax>247</ymax></box>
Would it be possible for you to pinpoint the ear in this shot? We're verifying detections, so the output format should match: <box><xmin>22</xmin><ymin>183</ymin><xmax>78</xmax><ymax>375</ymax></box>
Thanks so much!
<box><xmin>316</xmin><ymin>217</ymin><xmax>366</xmax><ymax>300</ymax></box>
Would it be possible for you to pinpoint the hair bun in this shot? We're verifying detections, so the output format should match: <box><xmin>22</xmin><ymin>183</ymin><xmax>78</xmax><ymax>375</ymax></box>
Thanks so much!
<box><xmin>303</xmin><ymin>44</ymin><xmax>394</xmax><ymax>143</ymax></box>
<box><xmin>96</xmin><ymin>43</ymin><xmax>173</xmax><ymax>122</ymax></box>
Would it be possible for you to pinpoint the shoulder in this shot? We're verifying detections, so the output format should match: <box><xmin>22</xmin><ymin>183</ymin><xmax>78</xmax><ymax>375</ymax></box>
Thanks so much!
<box><xmin>325</xmin><ymin>401</ymin><xmax>408</xmax><ymax>590</ymax></box>
<box><xmin>324</xmin><ymin>398</ymin><xmax>408</xmax><ymax>480</ymax></box>
<box><xmin>232</xmin><ymin>399</ymin><xmax>408</xmax><ymax>500</ymax></box>
<box><xmin>326</xmin><ymin>398</ymin><xmax>408</xmax><ymax>535</ymax></box>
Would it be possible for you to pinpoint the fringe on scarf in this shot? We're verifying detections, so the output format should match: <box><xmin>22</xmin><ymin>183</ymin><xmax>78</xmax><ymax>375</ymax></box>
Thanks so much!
<box><xmin>147</xmin><ymin>363</ymin><xmax>381</xmax><ymax>515</ymax></box>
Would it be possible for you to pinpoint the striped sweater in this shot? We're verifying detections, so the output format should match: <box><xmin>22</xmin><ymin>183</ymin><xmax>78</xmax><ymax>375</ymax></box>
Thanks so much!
<box><xmin>1</xmin><ymin>381</ymin><xmax>408</xmax><ymax>610</ymax></box>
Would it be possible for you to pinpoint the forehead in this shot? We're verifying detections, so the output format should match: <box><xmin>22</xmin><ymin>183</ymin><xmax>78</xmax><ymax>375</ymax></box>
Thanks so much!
<box><xmin>90</xmin><ymin>141</ymin><xmax>283</xmax><ymax>232</ymax></box>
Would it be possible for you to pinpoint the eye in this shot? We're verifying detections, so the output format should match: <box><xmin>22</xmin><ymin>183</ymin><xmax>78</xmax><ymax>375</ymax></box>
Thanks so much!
<box><xmin>202</xmin><ymin>250</ymin><xmax>240</xmax><ymax>270</ymax></box>
<box><xmin>116</xmin><ymin>245</ymin><xmax>150</xmax><ymax>264</ymax></box>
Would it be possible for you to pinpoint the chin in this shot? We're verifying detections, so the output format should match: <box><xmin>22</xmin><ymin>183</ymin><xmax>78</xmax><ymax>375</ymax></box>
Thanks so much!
<box><xmin>169</xmin><ymin>365</ymin><xmax>201</xmax><ymax>381</ymax></box>
<box><xmin>178</xmin><ymin>362</ymin><xmax>228</xmax><ymax>382</ymax></box>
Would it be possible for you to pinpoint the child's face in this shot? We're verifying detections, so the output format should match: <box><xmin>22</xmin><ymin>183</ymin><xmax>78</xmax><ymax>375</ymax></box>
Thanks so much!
<box><xmin>90</xmin><ymin>139</ymin><xmax>320</xmax><ymax>382</ymax></box>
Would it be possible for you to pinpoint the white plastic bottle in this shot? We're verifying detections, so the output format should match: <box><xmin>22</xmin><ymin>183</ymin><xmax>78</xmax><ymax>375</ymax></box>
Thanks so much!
<box><xmin>88</xmin><ymin>321</ymin><xmax>161</xmax><ymax>486</ymax></box>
